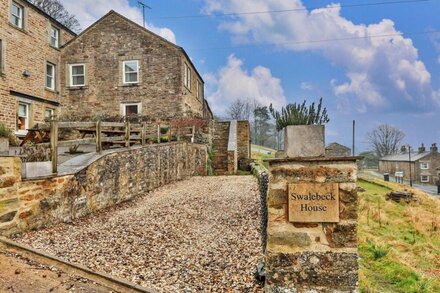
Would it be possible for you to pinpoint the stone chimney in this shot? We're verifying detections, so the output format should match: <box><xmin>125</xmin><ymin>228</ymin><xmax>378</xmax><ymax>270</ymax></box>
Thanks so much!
<box><xmin>418</xmin><ymin>143</ymin><xmax>426</xmax><ymax>154</ymax></box>
<box><xmin>431</xmin><ymin>143</ymin><xmax>438</xmax><ymax>153</ymax></box>
<box><xmin>401</xmin><ymin>145</ymin><xmax>407</xmax><ymax>153</ymax></box>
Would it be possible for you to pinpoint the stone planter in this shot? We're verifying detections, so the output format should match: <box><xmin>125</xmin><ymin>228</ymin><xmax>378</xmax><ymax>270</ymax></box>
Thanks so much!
<box><xmin>0</xmin><ymin>136</ymin><xmax>9</xmax><ymax>154</ymax></box>
<box><xmin>21</xmin><ymin>161</ymin><xmax>53</xmax><ymax>179</ymax></box>
<box><xmin>284</xmin><ymin>125</ymin><xmax>325</xmax><ymax>158</ymax></box>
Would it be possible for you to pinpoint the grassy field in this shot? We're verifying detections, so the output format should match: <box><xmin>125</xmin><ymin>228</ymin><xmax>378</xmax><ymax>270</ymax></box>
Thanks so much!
<box><xmin>251</xmin><ymin>145</ymin><xmax>276</xmax><ymax>169</ymax></box>
<box><xmin>358</xmin><ymin>178</ymin><xmax>440</xmax><ymax>293</ymax></box>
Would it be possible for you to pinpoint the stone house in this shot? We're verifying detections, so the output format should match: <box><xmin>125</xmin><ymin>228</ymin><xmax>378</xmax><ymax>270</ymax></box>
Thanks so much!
<box><xmin>59</xmin><ymin>10</ymin><xmax>211</xmax><ymax>122</ymax></box>
<box><xmin>0</xmin><ymin>5</ymin><xmax>212</xmax><ymax>137</ymax></box>
<box><xmin>0</xmin><ymin>0</ymin><xmax>76</xmax><ymax>135</ymax></box>
<box><xmin>379</xmin><ymin>143</ymin><xmax>440</xmax><ymax>185</ymax></box>
<box><xmin>325</xmin><ymin>142</ymin><xmax>351</xmax><ymax>157</ymax></box>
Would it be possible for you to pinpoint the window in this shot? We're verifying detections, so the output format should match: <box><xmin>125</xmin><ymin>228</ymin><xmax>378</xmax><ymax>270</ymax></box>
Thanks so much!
<box><xmin>184</xmin><ymin>63</ymin><xmax>191</xmax><ymax>89</ymax></box>
<box><xmin>17</xmin><ymin>102</ymin><xmax>29</xmax><ymax>132</ymax></box>
<box><xmin>10</xmin><ymin>2</ymin><xmax>24</xmax><ymax>28</ymax></box>
<box><xmin>196</xmin><ymin>80</ymin><xmax>203</xmax><ymax>100</ymax></box>
<box><xmin>44</xmin><ymin>108</ymin><xmax>54</xmax><ymax>120</ymax></box>
<box><xmin>421</xmin><ymin>175</ymin><xmax>429</xmax><ymax>183</ymax></box>
<box><xmin>123</xmin><ymin>60</ymin><xmax>139</xmax><ymax>84</ymax></box>
<box><xmin>50</xmin><ymin>26</ymin><xmax>60</xmax><ymax>48</ymax></box>
<box><xmin>121</xmin><ymin>103</ymin><xmax>141</xmax><ymax>116</ymax></box>
<box><xmin>420</xmin><ymin>162</ymin><xmax>429</xmax><ymax>170</ymax></box>
<box><xmin>46</xmin><ymin>63</ymin><xmax>55</xmax><ymax>90</ymax></box>
<box><xmin>69</xmin><ymin>64</ymin><xmax>85</xmax><ymax>86</ymax></box>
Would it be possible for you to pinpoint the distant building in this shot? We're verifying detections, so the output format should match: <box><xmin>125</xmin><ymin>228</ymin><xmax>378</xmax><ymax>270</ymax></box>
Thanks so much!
<box><xmin>379</xmin><ymin>143</ymin><xmax>440</xmax><ymax>185</ymax></box>
<box><xmin>325</xmin><ymin>142</ymin><xmax>351</xmax><ymax>157</ymax></box>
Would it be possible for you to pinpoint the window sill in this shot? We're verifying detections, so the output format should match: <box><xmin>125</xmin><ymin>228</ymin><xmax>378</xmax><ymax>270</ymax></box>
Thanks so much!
<box><xmin>45</xmin><ymin>88</ymin><xmax>58</xmax><ymax>94</ymax></box>
<box><xmin>121</xmin><ymin>83</ymin><xmax>140</xmax><ymax>87</ymax></box>
<box><xmin>8</xmin><ymin>22</ymin><xmax>27</xmax><ymax>34</ymax></box>
<box><xmin>49</xmin><ymin>45</ymin><xmax>60</xmax><ymax>51</ymax></box>
<box><xmin>68</xmin><ymin>86</ymin><xmax>88</xmax><ymax>90</ymax></box>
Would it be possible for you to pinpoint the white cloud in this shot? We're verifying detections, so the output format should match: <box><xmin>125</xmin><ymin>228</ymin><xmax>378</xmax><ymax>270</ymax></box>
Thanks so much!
<box><xmin>300</xmin><ymin>82</ymin><xmax>313</xmax><ymax>90</ymax></box>
<box><xmin>202</xmin><ymin>0</ymin><xmax>439</xmax><ymax>112</ymax></box>
<box><xmin>60</xmin><ymin>0</ymin><xmax>176</xmax><ymax>43</ymax></box>
<box><xmin>205</xmin><ymin>55</ymin><xmax>287</xmax><ymax>115</ymax></box>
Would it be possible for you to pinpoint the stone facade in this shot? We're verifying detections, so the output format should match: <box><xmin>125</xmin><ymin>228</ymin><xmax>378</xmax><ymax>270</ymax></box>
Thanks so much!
<box><xmin>0</xmin><ymin>0</ymin><xmax>75</xmax><ymax>132</ymax></box>
<box><xmin>265</xmin><ymin>157</ymin><xmax>359</xmax><ymax>292</ymax></box>
<box><xmin>59</xmin><ymin>11</ymin><xmax>208</xmax><ymax>122</ymax></box>
<box><xmin>0</xmin><ymin>142</ymin><xmax>207</xmax><ymax>236</ymax></box>
<box><xmin>379</xmin><ymin>144</ymin><xmax>440</xmax><ymax>184</ymax></box>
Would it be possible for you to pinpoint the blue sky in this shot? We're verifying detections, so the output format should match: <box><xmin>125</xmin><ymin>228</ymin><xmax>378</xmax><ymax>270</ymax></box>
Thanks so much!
<box><xmin>60</xmin><ymin>0</ymin><xmax>440</xmax><ymax>153</ymax></box>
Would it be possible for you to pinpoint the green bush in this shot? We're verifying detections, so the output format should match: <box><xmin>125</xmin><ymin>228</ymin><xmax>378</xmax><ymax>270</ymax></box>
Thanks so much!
<box><xmin>0</xmin><ymin>123</ymin><xmax>11</xmax><ymax>138</ymax></box>
<box><xmin>269</xmin><ymin>97</ymin><xmax>329</xmax><ymax>131</ymax></box>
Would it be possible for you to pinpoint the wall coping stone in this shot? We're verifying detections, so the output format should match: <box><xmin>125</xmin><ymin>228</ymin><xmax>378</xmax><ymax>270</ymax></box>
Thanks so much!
<box><xmin>265</xmin><ymin>156</ymin><xmax>363</xmax><ymax>165</ymax></box>
<box><xmin>227</xmin><ymin>120</ymin><xmax>237</xmax><ymax>152</ymax></box>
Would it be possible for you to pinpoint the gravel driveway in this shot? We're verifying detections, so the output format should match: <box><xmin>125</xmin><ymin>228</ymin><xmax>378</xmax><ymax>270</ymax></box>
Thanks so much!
<box><xmin>14</xmin><ymin>176</ymin><xmax>263</xmax><ymax>292</ymax></box>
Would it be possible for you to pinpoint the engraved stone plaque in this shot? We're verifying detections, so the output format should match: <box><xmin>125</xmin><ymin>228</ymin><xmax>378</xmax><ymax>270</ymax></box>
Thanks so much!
<box><xmin>288</xmin><ymin>183</ymin><xmax>339</xmax><ymax>223</ymax></box>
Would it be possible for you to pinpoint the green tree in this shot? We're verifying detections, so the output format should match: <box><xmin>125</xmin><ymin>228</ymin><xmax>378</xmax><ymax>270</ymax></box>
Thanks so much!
<box><xmin>253</xmin><ymin>106</ymin><xmax>271</xmax><ymax>146</ymax></box>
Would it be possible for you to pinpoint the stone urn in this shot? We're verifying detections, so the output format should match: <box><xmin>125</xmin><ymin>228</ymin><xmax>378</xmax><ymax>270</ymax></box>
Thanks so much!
<box><xmin>284</xmin><ymin>125</ymin><xmax>325</xmax><ymax>158</ymax></box>
<box><xmin>0</xmin><ymin>136</ymin><xmax>9</xmax><ymax>154</ymax></box>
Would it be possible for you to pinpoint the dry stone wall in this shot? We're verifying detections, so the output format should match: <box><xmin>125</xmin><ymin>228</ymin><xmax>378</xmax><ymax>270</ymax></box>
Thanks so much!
<box><xmin>0</xmin><ymin>142</ymin><xmax>207</xmax><ymax>236</ymax></box>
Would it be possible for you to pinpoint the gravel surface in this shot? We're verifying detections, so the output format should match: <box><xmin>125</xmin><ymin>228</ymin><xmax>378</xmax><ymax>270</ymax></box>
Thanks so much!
<box><xmin>14</xmin><ymin>176</ymin><xmax>263</xmax><ymax>292</ymax></box>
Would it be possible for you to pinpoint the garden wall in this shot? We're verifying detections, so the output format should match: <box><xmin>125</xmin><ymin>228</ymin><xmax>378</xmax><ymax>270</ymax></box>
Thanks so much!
<box><xmin>0</xmin><ymin>142</ymin><xmax>207</xmax><ymax>236</ymax></box>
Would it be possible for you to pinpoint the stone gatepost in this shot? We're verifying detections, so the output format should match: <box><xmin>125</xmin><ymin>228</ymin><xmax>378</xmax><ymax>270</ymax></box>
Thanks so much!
<box><xmin>265</xmin><ymin>125</ymin><xmax>359</xmax><ymax>292</ymax></box>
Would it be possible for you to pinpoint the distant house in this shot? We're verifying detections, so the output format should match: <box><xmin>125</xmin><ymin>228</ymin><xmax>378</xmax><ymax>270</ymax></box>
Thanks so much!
<box><xmin>379</xmin><ymin>143</ymin><xmax>440</xmax><ymax>185</ymax></box>
<box><xmin>325</xmin><ymin>142</ymin><xmax>351</xmax><ymax>157</ymax></box>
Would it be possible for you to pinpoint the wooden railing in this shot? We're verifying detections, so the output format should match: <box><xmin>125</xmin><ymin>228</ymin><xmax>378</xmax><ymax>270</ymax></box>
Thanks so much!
<box><xmin>42</xmin><ymin>119</ymin><xmax>197</xmax><ymax>173</ymax></box>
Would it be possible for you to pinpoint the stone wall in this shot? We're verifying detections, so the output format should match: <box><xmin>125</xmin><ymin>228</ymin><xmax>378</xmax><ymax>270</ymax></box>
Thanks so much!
<box><xmin>265</xmin><ymin>157</ymin><xmax>359</xmax><ymax>292</ymax></box>
<box><xmin>59</xmin><ymin>11</ymin><xmax>205</xmax><ymax>121</ymax></box>
<box><xmin>212</xmin><ymin>120</ymin><xmax>251</xmax><ymax>175</ymax></box>
<box><xmin>0</xmin><ymin>0</ymin><xmax>75</xmax><ymax>130</ymax></box>
<box><xmin>0</xmin><ymin>142</ymin><xmax>207</xmax><ymax>236</ymax></box>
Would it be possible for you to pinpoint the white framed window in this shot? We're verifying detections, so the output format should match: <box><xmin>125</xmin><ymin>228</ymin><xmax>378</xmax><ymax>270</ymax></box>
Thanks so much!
<box><xmin>420</xmin><ymin>162</ymin><xmax>429</xmax><ymax>170</ymax></box>
<box><xmin>45</xmin><ymin>108</ymin><xmax>54</xmax><ymax>120</ymax></box>
<box><xmin>46</xmin><ymin>62</ymin><xmax>55</xmax><ymax>90</ymax></box>
<box><xmin>421</xmin><ymin>175</ymin><xmax>429</xmax><ymax>183</ymax></box>
<box><xmin>50</xmin><ymin>26</ymin><xmax>60</xmax><ymax>48</ymax></box>
<box><xmin>10</xmin><ymin>1</ymin><xmax>24</xmax><ymax>28</ymax></box>
<box><xmin>123</xmin><ymin>60</ymin><xmax>139</xmax><ymax>84</ymax></box>
<box><xmin>17</xmin><ymin>102</ymin><xmax>29</xmax><ymax>133</ymax></box>
<box><xmin>69</xmin><ymin>64</ymin><xmax>85</xmax><ymax>86</ymax></box>
<box><xmin>120</xmin><ymin>103</ymin><xmax>141</xmax><ymax>116</ymax></box>
<box><xmin>184</xmin><ymin>63</ymin><xmax>191</xmax><ymax>89</ymax></box>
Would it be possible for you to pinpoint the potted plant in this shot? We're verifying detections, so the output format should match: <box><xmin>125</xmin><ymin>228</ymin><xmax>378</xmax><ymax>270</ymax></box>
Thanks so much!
<box><xmin>19</xmin><ymin>142</ymin><xmax>53</xmax><ymax>178</ymax></box>
<box><xmin>0</xmin><ymin>123</ymin><xmax>12</xmax><ymax>154</ymax></box>
<box><xmin>269</xmin><ymin>98</ymin><xmax>329</xmax><ymax>158</ymax></box>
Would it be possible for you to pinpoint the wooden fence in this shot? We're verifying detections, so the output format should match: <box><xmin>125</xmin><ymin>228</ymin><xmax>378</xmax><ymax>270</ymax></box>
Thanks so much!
<box><xmin>33</xmin><ymin>119</ymin><xmax>197</xmax><ymax>173</ymax></box>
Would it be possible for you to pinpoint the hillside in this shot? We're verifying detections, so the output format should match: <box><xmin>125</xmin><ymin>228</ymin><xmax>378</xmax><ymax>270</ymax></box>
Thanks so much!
<box><xmin>357</xmin><ymin>178</ymin><xmax>440</xmax><ymax>293</ymax></box>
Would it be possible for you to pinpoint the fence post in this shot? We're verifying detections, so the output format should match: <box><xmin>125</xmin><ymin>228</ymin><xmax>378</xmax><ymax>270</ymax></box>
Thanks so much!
<box><xmin>157</xmin><ymin>123</ymin><xmax>161</xmax><ymax>144</ymax></box>
<box><xmin>96</xmin><ymin>119</ymin><xmax>102</xmax><ymax>153</ymax></box>
<box><xmin>125</xmin><ymin>121</ymin><xmax>131</xmax><ymax>148</ymax></box>
<box><xmin>141</xmin><ymin>123</ymin><xmax>146</xmax><ymax>146</ymax></box>
<box><xmin>50</xmin><ymin>117</ymin><xmax>58</xmax><ymax>174</ymax></box>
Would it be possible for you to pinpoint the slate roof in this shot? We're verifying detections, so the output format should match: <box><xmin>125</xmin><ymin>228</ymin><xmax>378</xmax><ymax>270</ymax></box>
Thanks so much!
<box><xmin>326</xmin><ymin>142</ymin><xmax>350</xmax><ymax>150</ymax></box>
<box><xmin>380</xmin><ymin>152</ymin><xmax>431</xmax><ymax>162</ymax></box>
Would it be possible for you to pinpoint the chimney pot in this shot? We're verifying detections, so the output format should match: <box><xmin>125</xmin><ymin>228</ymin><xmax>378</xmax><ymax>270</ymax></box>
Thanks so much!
<box><xmin>431</xmin><ymin>143</ymin><xmax>438</xmax><ymax>153</ymax></box>
<box><xmin>418</xmin><ymin>143</ymin><xmax>426</xmax><ymax>154</ymax></box>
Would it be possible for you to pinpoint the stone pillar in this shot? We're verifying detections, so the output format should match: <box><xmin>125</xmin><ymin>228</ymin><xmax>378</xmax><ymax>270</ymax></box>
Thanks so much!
<box><xmin>265</xmin><ymin>125</ymin><xmax>359</xmax><ymax>292</ymax></box>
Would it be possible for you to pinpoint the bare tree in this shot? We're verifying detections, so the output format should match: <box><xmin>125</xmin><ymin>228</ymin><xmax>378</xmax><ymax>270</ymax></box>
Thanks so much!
<box><xmin>29</xmin><ymin>0</ymin><xmax>81</xmax><ymax>33</ymax></box>
<box><xmin>366</xmin><ymin>124</ymin><xmax>405</xmax><ymax>158</ymax></box>
<box><xmin>226</xmin><ymin>98</ymin><xmax>252</xmax><ymax>120</ymax></box>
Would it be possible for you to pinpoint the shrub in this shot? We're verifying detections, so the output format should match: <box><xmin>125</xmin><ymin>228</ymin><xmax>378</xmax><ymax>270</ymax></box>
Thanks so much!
<box><xmin>269</xmin><ymin>97</ymin><xmax>329</xmax><ymax>131</ymax></box>
<box><xmin>0</xmin><ymin>123</ymin><xmax>11</xmax><ymax>138</ymax></box>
